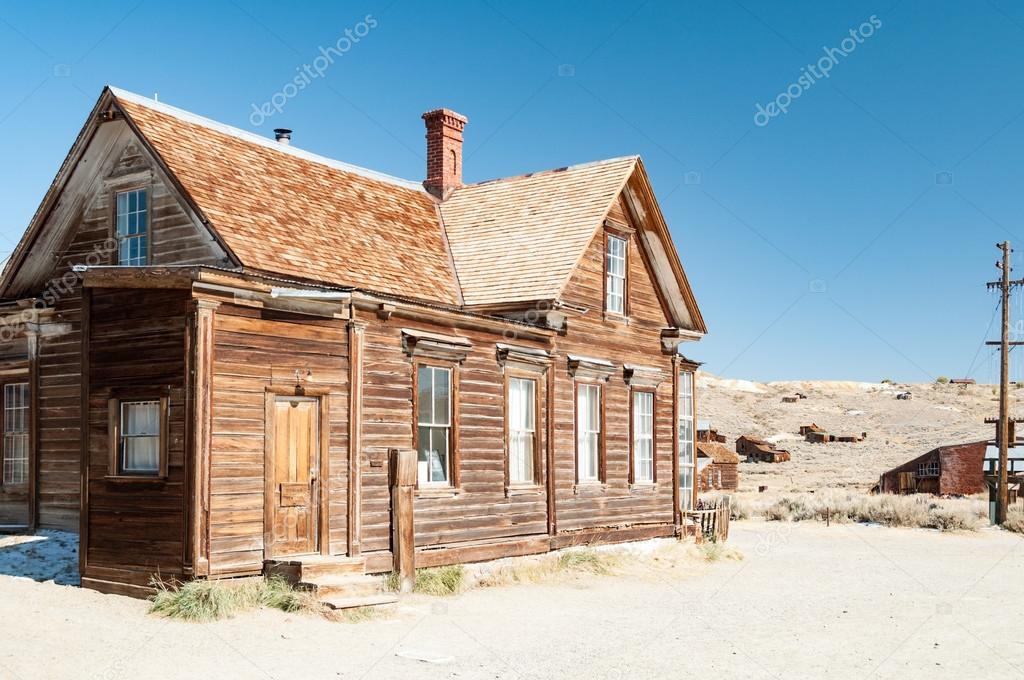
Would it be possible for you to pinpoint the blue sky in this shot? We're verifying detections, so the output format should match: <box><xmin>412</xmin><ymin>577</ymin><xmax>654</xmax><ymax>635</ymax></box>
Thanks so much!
<box><xmin>1</xmin><ymin>0</ymin><xmax>1022</xmax><ymax>382</ymax></box>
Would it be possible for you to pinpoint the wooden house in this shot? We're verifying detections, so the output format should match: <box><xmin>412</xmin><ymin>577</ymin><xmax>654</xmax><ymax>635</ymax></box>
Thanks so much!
<box><xmin>696</xmin><ymin>441</ymin><xmax>739</xmax><ymax>491</ymax></box>
<box><xmin>0</xmin><ymin>88</ymin><xmax>706</xmax><ymax>599</ymax></box>
<box><xmin>736</xmin><ymin>436</ymin><xmax>790</xmax><ymax>463</ymax></box>
<box><xmin>878</xmin><ymin>442</ymin><xmax>988</xmax><ymax>495</ymax></box>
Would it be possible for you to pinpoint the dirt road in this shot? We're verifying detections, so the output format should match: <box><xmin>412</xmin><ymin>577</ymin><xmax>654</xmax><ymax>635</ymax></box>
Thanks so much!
<box><xmin>2</xmin><ymin>521</ymin><xmax>1022</xmax><ymax>679</ymax></box>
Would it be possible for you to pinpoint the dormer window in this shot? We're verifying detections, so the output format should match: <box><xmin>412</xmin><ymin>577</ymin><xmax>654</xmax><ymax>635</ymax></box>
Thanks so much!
<box><xmin>116</xmin><ymin>188</ymin><xmax>149</xmax><ymax>266</ymax></box>
<box><xmin>605</xmin><ymin>234</ymin><xmax>627</xmax><ymax>315</ymax></box>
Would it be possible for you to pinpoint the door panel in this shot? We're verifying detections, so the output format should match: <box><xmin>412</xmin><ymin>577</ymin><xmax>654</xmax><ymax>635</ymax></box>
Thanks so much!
<box><xmin>270</xmin><ymin>397</ymin><xmax>318</xmax><ymax>556</ymax></box>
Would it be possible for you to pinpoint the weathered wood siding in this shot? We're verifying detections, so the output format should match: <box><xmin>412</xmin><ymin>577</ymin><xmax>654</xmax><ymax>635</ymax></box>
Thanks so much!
<box><xmin>0</xmin><ymin>335</ymin><xmax>30</xmax><ymax>526</ymax></box>
<box><xmin>208</xmin><ymin>304</ymin><xmax>350</xmax><ymax>575</ymax></box>
<box><xmin>358</xmin><ymin>313</ymin><xmax>551</xmax><ymax>555</ymax></box>
<box><xmin>552</xmin><ymin>195</ymin><xmax>677</xmax><ymax>532</ymax></box>
<box><xmin>84</xmin><ymin>287</ymin><xmax>188</xmax><ymax>587</ymax></box>
<box><xmin>21</xmin><ymin>129</ymin><xmax>226</xmax><ymax>531</ymax></box>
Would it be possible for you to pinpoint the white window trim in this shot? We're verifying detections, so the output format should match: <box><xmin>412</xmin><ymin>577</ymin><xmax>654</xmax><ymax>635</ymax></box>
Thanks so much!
<box><xmin>576</xmin><ymin>383</ymin><xmax>602</xmax><ymax>483</ymax></box>
<box><xmin>417</xmin><ymin>365</ymin><xmax>453</xmax><ymax>487</ymax></box>
<box><xmin>632</xmin><ymin>390</ymin><xmax>655</xmax><ymax>484</ymax></box>
<box><xmin>119</xmin><ymin>400</ymin><xmax>161</xmax><ymax>475</ymax></box>
<box><xmin>2</xmin><ymin>382</ymin><xmax>29</xmax><ymax>486</ymax></box>
<box><xmin>605</xmin><ymin>234</ymin><xmax>627</xmax><ymax>315</ymax></box>
<box><xmin>679</xmin><ymin>371</ymin><xmax>695</xmax><ymax>511</ymax></box>
<box><xmin>115</xmin><ymin>188</ymin><xmax>149</xmax><ymax>267</ymax></box>
<box><xmin>507</xmin><ymin>376</ymin><xmax>537</xmax><ymax>486</ymax></box>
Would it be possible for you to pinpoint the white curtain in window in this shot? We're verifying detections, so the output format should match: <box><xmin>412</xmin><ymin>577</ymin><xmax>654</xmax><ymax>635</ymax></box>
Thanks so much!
<box><xmin>633</xmin><ymin>391</ymin><xmax>654</xmax><ymax>483</ymax></box>
<box><xmin>122</xmin><ymin>401</ymin><xmax>159</xmax><ymax>473</ymax></box>
<box><xmin>577</xmin><ymin>384</ymin><xmax>600</xmax><ymax>481</ymax></box>
<box><xmin>508</xmin><ymin>378</ymin><xmax>536</xmax><ymax>484</ymax></box>
<box><xmin>678</xmin><ymin>371</ymin><xmax>695</xmax><ymax>510</ymax></box>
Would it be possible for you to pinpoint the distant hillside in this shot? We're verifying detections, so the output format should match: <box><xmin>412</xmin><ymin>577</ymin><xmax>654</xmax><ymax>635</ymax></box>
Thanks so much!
<box><xmin>697</xmin><ymin>374</ymin><xmax>1004</xmax><ymax>493</ymax></box>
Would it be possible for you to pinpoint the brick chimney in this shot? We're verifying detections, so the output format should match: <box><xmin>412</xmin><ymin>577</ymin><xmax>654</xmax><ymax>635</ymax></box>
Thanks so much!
<box><xmin>422</xmin><ymin>108</ymin><xmax>468</xmax><ymax>199</ymax></box>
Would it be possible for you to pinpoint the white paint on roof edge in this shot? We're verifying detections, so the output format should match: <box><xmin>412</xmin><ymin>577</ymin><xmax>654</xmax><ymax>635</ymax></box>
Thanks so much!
<box><xmin>108</xmin><ymin>86</ymin><xmax>427</xmax><ymax>192</ymax></box>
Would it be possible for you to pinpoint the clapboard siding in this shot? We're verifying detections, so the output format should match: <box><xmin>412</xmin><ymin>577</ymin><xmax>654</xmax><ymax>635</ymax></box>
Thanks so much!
<box><xmin>553</xmin><ymin>194</ymin><xmax>677</xmax><ymax>531</ymax></box>
<box><xmin>207</xmin><ymin>304</ymin><xmax>350</xmax><ymax>575</ymax></box>
<box><xmin>83</xmin><ymin>287</ymin><xmax>188</xmax><ymax>584</ymax></box>
<box><xmin>22</xmin><ymin>134</ymin><xmax>227</xmax><ymax>532</ymax></box>
<box><xmin>358</xmin><ymin>311</ymin><xmax>551</xmax><ymax>555</ymax></box>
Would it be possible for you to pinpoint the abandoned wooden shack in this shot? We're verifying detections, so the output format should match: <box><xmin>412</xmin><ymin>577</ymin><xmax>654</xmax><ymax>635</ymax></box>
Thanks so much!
<box><xmin>878</xmin><ymin>442</ymin><xmax>988</xmax><ymax>495</ymax></box>
<box><xmin>697</xmin><ymin>420</ymin><xmax>727</xmax><ymax>444</ymax></box>
<box><xmin>696</xmin><ymin>441</ymin><xmax>739</xmax><ymax>492</ymax></box>
<box><xmin>0</xmin><ymin>87</ymin><xmax>707</xmax><ymax>602</ymax></box>
<box><xmin>736</xmin><ymin>436</ymin><xmax>790</xmax><ymax>463</ymax></box>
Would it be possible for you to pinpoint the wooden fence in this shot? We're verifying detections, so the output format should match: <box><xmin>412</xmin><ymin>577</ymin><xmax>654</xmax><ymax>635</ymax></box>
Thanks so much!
<box><xmin>689</xmin><ymin>496</ymin><xmax>731</xmax><ymax>542</ymax></box>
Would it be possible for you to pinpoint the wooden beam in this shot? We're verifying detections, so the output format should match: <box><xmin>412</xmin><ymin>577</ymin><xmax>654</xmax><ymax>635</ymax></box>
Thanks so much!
<box><xmin>188</xmin><ymin>298</ymin><xmax>217</xmax><ymax>576</ymax></box>
<box><xmin>78</xmin><ymin>287</ymin><xmax>91</xmax><ymax>578</ymax></box>
<box><xmin>389</xmin><ymin>447</ymin><xmax>416</xmax><ymax>592</ymax></box>
<box><xmin>347</xmin><ymin>319</ymin><xmax>366</xmax><ymax>556</ymax></box>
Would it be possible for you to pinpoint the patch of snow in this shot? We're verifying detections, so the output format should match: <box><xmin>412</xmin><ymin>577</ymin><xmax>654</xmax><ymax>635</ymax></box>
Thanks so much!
<box><xmin>0</xmin><ymin>530</ymin><xmax>78</xmax><ymax>585</ymax></box>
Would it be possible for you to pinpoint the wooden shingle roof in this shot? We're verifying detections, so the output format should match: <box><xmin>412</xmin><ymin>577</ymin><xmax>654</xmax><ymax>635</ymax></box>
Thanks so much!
<box><xmin>1</xmin><ymin>87</ymin><xmax>704</xmax><ymax>332</ymax></box>
<box><xmin>440</xmin><ymin>157</ymin><xmax>637</xmax><ymax>307</ymax></box>
<box><xmin>115</xmin><ymin>90</ymin><xmax>461</xmax><ymax>305</ymax></box>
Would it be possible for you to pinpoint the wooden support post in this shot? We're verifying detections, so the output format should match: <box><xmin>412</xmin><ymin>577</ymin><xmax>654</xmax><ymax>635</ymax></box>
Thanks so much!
<box><xmin>389</xmin><ymin>447</ymin><xmax>416</xmax><ymax>593</ymax></box>
<box><xmin>78</xmin><ymin>288</ymin><xmax>91</xmax><ymax>578</ymax></box>
<box><xmin>347</xmin><ymin>320</ymin><xmax>366</xmax><ymax>556</ymax></box>
<box><xmin>188</xmin><ymin>299</ymin><xmax>218</xmax><ymax>577</ymax></box>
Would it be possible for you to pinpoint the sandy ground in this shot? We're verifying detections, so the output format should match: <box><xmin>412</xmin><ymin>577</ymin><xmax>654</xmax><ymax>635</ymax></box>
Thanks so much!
<box><xmin>1</xmin><ymin>521</ymin><xmax>1022</xmax><ymax>680</ymax></box>
<box><xmin>697</xmin><ymin>374</ymin><xmax>1007</xmax><ymax>494</ymax></box>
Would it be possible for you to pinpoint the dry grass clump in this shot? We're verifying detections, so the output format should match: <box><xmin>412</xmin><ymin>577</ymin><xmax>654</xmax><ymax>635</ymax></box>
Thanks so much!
<box><xmin>473</xmin><ymin>548</ymin><xmax>623</xmax><ymax>589</ymax></box>
<box><xmin>763</xmin><ymin>492</ymin><xmax>986</xmax><ymax>532</ymax></box>
<box><xmin>700</xmin><ymin>540</ymin><xmax>744</xmax><ymax>562</ymax></box>
<box><xmin>1005</xmin><ymin>508</ymin><xmax>1024</xmax><ymax>535</ymax></box>
<box><xmin>386</xmin><ymin>564</ymin><xmax>466</xmax><ymax>596</ymax></box>
<box><xmin>150</xmin><ymin>575</ymin><xmax>322</xmax><ymax>622</ymax></box>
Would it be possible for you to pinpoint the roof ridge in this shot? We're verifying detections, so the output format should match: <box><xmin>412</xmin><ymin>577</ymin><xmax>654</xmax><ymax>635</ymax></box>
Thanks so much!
<box><xmin>459</xmin><ymin>155</ymin><xmax>639</xmax><ymax>189</ymax></box>
<box><xmin>108</xmin><ymin>86</ymin><xmax>427</xmax><ymax>193</ymax></box>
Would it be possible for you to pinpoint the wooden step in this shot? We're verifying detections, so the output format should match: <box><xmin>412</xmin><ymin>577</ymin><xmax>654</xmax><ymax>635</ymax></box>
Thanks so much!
<box><xmin>321</xmin><ymin>592</ymin><xmax>398</xmax><ymax>610</ymax></box>
<box><xmin>299</xmin><ymin>574</ymin><xmax>384</xmax><ymax>599</ymax></box>
<box><xmin>264</xmin><ymin>555</ymin><xmax>394</xmax><ymax>610</ymax></box>
<box><xmin>264</xmin><ymin>555</ymin><xmax>366</xmax><ymax>582</ymax></box>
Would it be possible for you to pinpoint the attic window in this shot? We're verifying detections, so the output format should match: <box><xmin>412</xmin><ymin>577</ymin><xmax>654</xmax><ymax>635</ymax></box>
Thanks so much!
<box><xmin>116</xmin><ymin>188</ymin><xmax>149</xmax><ymax>266</ymax></box>
<box><xmin>605</xmin><ymin>234</ymin><xmax>627</xmax><ymax>315</ymax></box>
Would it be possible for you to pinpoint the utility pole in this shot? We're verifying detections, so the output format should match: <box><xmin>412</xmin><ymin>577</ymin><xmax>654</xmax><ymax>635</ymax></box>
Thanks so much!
<box><xmin>985</xmin><ymin>241</ymin><xmax>1021</xmax><ymax>524</ymax></box>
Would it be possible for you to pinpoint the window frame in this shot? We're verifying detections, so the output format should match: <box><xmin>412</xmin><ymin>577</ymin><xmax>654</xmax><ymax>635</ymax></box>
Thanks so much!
<box><xmin>602</xmin><ymin>231</ymin><xmax>626</xmax><ymax>319</ymax></box>
<box><xmin>678</xmin><ymin>370</ymin><xmax>695</xmax><ymax>511</ymax></box>
<box><xmin>598</xmin><ymin>229</ymin><xmax>630</xmax><ymax>319</ymax></box>
<box><xmin>629</xmin><ymin>388</ymin><xmax>657</xmax><ymax>486</ymax></box>
<box><xmin>112</xmin><ymin>185</ymin><xmax>152</xmax><ymax>267</ymax></box>
<box><xmin>107</xmin><ymin>391</ymin><xmax>169</xmax><ymax>479</ymax></box>
<box><xmin>917</xmin><ymin>460</ymin><xmax>940</xmax><ymax>478</ymax></box>
<box><xmin>504</xmin><ymin>371</ymin><xmax>541</xmax><ymax>489</ymax></box>
<box><xmin>574</xmin><ymin>380</ymin><xmax>606</xmax><ymax>484</ymax></box>
<box><xmin>0</xmin><ymin>380</ymin><xmax>30</xmax><ymax>488</ymax></box>
<box><xmin>412</xmin><ymin>360</ymin><xmax>460</xmax><ymax>490</ymax></box>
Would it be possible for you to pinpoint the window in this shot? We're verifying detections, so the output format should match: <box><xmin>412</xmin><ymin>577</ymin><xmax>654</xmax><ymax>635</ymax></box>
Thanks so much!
<box><xmin>632</xmin><ymin>391</ymin><xmax>655</xmax><ymax>484</ymax></box>
<box><xmin>605</xmin><ymin>234</ymin><xmax>627</xmax><ymax>315</ymax></box>
<box><xmin>507</xmin><ymin>377</ymin><xmax>537</xmax><ymax>485</ymax></box>
<box><xmin>120</xmin><ymin>401</ymin><xmax>160</xmax><ymax>474</ymax></box>
<box><xmin>917</xmin><ymin>460</ymin><xmax>940</xmax><ymax>477</ymax></box>
<box><xmin>678</xmin><ymin>371</ymin><xmax>695</xmax><ymax>510</ymax></box>
<box><xmin>109</xmin><ymin>395</ymin><xmax>168</xmax><ymax>478</ymax></box>
<box><xmin>2</xmin><ymin>383</ymin><xmax>29</xmax><ymax>485</ymax></box>
<box><xmin>576</xmin><ymin>383</ymin><xmax>602</xmax><ymax>482</ymax></box>
<box><xmin>116</xmin><ymin>188</ymin><xmax>148</xmax><ymax>266</ymax></box>
<box><xmin>417</xmin><ymin>365</ymin><xmax>452</xmax><ymax>486</ymax></box>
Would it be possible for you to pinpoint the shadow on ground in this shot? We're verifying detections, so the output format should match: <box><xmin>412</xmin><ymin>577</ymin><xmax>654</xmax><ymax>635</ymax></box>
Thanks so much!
<box><xmin>0</xmin><ymin>531</ymin><xmax>79</xmax><ymax>585</ymax></box>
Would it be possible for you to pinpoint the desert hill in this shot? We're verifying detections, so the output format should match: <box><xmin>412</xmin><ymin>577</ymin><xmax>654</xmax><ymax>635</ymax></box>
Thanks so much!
<box><xmin>697</xmin><ymin>374</ymin><xmax>1010</xmax><ymax>494</ymax></box>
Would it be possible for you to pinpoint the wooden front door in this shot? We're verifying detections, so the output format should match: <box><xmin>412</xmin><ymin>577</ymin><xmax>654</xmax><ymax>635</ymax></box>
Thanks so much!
<box><xmin>268</xmin><ymin>396</ymin><xmax>319</xmax><ymax>557</ymax></box>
